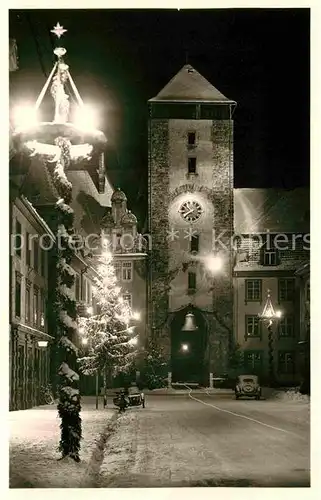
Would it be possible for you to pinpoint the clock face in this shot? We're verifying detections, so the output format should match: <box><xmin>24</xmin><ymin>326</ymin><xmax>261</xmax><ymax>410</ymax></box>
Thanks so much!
<box><xmin>178</xmin><ymin>200</ymin><xmax>203</xmax><ymax>223</ymax></box>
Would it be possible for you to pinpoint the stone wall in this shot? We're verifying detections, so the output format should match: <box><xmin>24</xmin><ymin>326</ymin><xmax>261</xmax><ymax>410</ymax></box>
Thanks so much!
<box><xmin>148</xmin><ymin>116</ymin><xmax>234</xmax><ymax>374</ymax></box>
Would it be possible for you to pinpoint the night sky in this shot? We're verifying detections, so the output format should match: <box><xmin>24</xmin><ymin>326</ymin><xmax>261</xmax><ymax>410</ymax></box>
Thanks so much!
<box><xmin>9</xmin><ymin>9</ymin><xmax>310</xmax><ymax>226</ymax></box>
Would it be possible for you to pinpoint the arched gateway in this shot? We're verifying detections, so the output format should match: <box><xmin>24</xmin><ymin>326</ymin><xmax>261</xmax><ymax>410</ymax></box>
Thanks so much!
<box><xmin>170</xmin><ymin>306</ymin><xmax>209</xmax><ymax>385</ymax></box>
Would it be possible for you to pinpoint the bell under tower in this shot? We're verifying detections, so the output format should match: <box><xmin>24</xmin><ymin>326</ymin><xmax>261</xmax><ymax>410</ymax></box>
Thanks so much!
<box><xmin>148</xmin><ymin>64</ymin><xmax>236</xmax><ymax>382</ymax></box>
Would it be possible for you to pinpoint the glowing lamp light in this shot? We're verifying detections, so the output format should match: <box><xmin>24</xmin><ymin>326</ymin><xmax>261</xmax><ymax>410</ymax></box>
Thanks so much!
<box><xmin>181</xmin><ymin>343</ymin><xmax>189</xmax><ymax>352</ymax></box>
<box><xmin>275</xmin><ymin>310</ymin><xmax>282</xmax><ymax>318</ymax></box>
<box><xmin>87</xmin><ymin>306</ymin><xmax>93</xmax><ymax>315</ymax></box>
<box><xmin>13</xmin><ymin>104</ymin><xmax>38</xmax><ymax>129</ymax></box>
<box><xmin>204</xmin><ymin>255</ymin><xmax>223</xmax><ymax>274</ymax></box>
<box><xmin>81</xmin><ymin>338</ymin><xmax>88</xmax><ymax>345</ymax></box>
<box><xmin>132</xmin><ymin>311</ymin><xmax>141</xmax><ymax>321</ymax></box>
<box><xmin>38</xmin><ymin>340</ymin><xmax>48</xmax><ymax>348</ymax></box>
<box><xmin>74</xmin><ymin>105</ymin><xmax>98</xmax><ymax>131</ymax></box>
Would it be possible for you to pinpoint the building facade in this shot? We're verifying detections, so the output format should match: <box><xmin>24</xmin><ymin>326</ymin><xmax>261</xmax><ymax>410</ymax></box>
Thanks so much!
<box><xmin>10</xmin><ymin>196</ymin><xmax>54</xmax><ymax>410</ymax></box>
<box><xmin>100</xmin><ymin>188</ymin><xmax>148</xmax><ymax>345</ymax></box>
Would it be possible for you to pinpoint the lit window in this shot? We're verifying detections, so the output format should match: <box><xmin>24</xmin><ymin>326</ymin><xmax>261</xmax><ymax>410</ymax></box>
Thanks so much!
<box><xmin>245</xmin><ymin>316</ymin><xmax>261</xmax><ymax>339</ymax></box>
<box><xmin>122</xmin><ymin>293</ymin><xmax>132</xmax><ymax>309</ymax></box>
<box><xmin>245</xmin><ymin>280</ymin><xmax>262</xmax><ymax>301</ymax></box>
<box><xmin>122</xmin><ymin>262</ymin><xmax>133</xmax><ymax>281</ymax></box>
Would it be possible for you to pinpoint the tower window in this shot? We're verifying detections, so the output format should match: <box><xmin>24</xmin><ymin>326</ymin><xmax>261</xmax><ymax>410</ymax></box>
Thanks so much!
<box><xmin>188</xmin><ymin>157</ymin><xmax>197</xmax><ymax>174</ymax></box>
<box><xmin>190</xmin><ymin>235</ymin><xmax>199</xmax><ymax>254</ymax></box>
<box><xmin>187</xmin><ymin>131</ymin><xmax>196</xmax><ymax>146</ymax></box>
<box><xmin>188</xmin><ymin>272</ymin><xmax>196</xmax><ymax>293</ymax></box>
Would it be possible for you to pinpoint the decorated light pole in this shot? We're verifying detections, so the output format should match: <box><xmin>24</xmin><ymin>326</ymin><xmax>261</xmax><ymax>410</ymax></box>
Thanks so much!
<box><xmin>12</xmin><ymin>23</ymin><xmax>106</xmax><ymax>462</ymax></box>
<box><xmin>258</xmin><ymin>290</ymin><xmax>282</xmax><ymax>386</ymax></box>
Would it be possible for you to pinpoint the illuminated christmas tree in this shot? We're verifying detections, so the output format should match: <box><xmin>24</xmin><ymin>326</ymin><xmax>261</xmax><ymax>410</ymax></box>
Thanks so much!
<box><xmin>77</xmin><ymin>248</ymin><xmax>138</xmax><ymax>377</ymax></box>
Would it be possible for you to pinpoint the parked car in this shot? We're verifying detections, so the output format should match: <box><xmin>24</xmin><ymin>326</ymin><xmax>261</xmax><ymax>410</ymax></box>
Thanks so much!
<box><xmin>235</xmin><ymin>375</ymin><xmax>261</xmax><ymax>400</ymax></box>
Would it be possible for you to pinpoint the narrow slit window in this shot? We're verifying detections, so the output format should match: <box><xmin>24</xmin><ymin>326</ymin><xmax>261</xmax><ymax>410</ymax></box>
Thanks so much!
<box><xmin>188</xmin><ymin>157</ymin><xmax>197</xmax><ymax>174</ymax></box>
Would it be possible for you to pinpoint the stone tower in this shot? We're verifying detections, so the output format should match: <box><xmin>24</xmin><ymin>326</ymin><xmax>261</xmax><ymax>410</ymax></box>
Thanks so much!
<box><xmin>148</xmin><ymin>64</ymin><xmax>236</xmax><ymax>384</ymax></box>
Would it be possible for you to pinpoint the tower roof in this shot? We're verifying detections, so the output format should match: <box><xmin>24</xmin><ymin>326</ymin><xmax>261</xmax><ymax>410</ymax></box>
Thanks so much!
<box><xmin>149</xmin><ymin>64</ymin><xmax>235</xmax><ymax>103</ymax></box>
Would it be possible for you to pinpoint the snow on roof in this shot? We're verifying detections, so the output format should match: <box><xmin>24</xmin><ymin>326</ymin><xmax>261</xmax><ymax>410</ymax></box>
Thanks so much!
<box><xmin>149</xmin><ymin>64</ymin><xmax>235</xmax><ymax>103</ymax></box>
<box><xmin>67</xmin><ymin>170</ymin><xmax>111</xmax><ymax>235</ymax></box>
<box><xmin>234</xmin><ymin>188</ymin><xmax>310</xmax><ymax>234</ymax></box>
<box><xmin>21</xmin><ymin>196</ymin><xmax>55</xmax><ymax>239</ymax></box>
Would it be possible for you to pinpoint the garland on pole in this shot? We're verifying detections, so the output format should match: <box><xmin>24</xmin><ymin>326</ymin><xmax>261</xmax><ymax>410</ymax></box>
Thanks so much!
<box><xmin>267</xmin><ymin>324</ymin><xmax>274</xmax><ymax>386</ymax></box>
<box><xmin>53</xmin><ymin>136</ymin><xmax>82</xmax><ymax>462</ymax></box>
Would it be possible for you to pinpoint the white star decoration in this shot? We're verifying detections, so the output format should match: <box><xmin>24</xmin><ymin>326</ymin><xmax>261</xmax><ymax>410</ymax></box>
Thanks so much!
<box><xmin>167</xmin><ymin>228</ymin><xmax>180</xmax><ymax>241</ymax></box>
<box><xmin>184</xmin><ymin>227</ymin><xmax>198</xmax><ymax>241</ymax></box>
<box><xmin>51</xmin><ymin>23</ymin><xmax>67</xmax><ymax>39</ymax></box>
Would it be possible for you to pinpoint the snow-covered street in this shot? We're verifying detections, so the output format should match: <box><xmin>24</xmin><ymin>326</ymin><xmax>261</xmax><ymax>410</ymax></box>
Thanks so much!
<box><xmin>98</xmin><ymin>393</ymin><xmax>310</xmax><ymax>487</ymax></box>
<box><xmin>9</xmin><ymin>392</ymin><xmax>310</xmax><ymax>488</ymax></box>
<box><xmin>9</xmin><ymin>397</ymin><xmax>118</xmax><ymax>488</ymax></box>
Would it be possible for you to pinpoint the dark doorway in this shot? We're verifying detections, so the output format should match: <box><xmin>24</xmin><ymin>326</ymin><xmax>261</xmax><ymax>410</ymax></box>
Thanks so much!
<box><xmin>170</xmin><ymin>306</ymin><xmax>208</xmax><ymax>385</ymax></box>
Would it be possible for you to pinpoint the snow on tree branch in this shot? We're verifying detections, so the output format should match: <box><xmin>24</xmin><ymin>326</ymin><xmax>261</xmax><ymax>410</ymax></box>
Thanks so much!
<box><xmin>58</xmin><ymin>362</ymin><xmax>80</xmax><ymax>382</ymax></box>
<box><xmin>59</xmin><ymin>336</ymin><xmax>79</xmax><ymax>356</ymax></box>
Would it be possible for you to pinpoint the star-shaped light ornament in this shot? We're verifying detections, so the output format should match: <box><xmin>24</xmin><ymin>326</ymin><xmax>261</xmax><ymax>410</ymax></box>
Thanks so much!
<box><xmin>51</xmin><ymin>22</ymin><xmax>67</xmax><ymax>39</ymax></box>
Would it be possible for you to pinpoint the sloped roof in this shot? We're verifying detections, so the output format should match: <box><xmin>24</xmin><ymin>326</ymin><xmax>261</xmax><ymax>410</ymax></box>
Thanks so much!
<box><xmin>67</xmin><ymin>171</ymin><xmax>113</xmax><ymax>235</ymax></box>
<box><xmin>149</xmin><ymin>64</ymin><xmax>234</xmax><ymax>103</ymax></box>
<box><xmin>234</xmin><ymin>188</ymin><xmax>310</xmax><ymax>234</ymax></box>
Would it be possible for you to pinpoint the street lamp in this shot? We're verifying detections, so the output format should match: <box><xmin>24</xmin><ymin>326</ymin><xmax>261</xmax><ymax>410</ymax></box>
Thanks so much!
<box><xmin>258</xmin><ymin>290</ymin><xmax>282</xmax><ymax>386</ymax></box>
<box><xmin>11</xmin><ymin>22</ymin><xmax>107</xmax><ymax>462</ymax></box>
<box><xmin>181</xmin><ymin>343</ymin><xmax>189</xmax><ymax>352</ymax></box>
<box><xmin>37</xmin><ymin>340</ymin><xmax>48</xmax><ymax>348</ymax></box>
<box><xmin>203</xmin><ymin>254</ymin><xmax>224</xmax><ymax>274</ymax></box>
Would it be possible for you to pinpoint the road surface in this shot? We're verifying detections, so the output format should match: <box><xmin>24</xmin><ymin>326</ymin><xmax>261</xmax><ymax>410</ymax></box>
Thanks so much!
<box><xmin>98</xmin><ymin>392</ymin><xmax>310</xmax><ymax>487</ymax></box>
